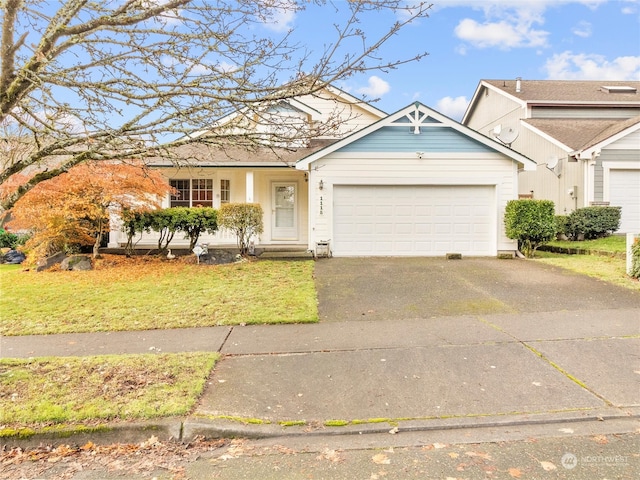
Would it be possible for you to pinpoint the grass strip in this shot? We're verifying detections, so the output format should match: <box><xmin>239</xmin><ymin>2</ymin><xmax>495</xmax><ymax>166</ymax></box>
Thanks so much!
<box><xmin>533</xmin><ymin>251</ymin><xmax>639</xmax><ymax>291</ymax></box>
<box><xmin>0</xmin><ymin>352</ymin><xmax>219</xmax><ymax>432</ymax></box>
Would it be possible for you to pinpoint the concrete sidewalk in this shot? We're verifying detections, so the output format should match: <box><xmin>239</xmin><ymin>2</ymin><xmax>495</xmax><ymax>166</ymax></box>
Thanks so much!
<box><xmin>3</xmin><ymin>308</ymin><xmax>639</xmax><ymax>445</ymax></box>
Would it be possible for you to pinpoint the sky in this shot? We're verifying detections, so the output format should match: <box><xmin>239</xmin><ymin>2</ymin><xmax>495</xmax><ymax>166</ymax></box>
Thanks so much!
<box><xmin>266</xmin><ymin>0</ymin><xmax>640</xmax><ymax>120</ymax></box>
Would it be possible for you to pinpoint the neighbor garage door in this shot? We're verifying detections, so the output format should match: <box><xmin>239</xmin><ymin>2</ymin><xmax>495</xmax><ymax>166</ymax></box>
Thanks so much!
<box><xmin>609</xmin><ymin>169</ymin><xmax>640</xmax><ymax>233</ymax></box>
<box><xmin>333</xmin><ymin>185</ymin><xmax>495</xmax><ymax>256</ymax></box>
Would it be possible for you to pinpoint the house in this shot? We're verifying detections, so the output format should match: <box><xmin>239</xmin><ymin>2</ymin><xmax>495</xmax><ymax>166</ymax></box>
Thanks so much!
<box><xmin>107</xmin><ymin>85</ymin><xmax>386</xmax><ymax>250</ymax></box>
<box><xmin>462</xmin><ymin>79</ymin><xmax>640</xmax><ymax>233</ymax></box>
<box><xmin>109</xmin><ymin>92</ymin><xmax>536</xmax><ymax>257</ymax></box>
<box><xmin>296</xmin><ymin>102</ymin><xmax>535</xmax><ymax>257</ymax></box>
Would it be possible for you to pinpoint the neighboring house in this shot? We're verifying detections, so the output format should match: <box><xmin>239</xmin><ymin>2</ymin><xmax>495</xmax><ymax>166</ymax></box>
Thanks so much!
<box><xmin>295</xmin><ymin>102</ymin><xmax>535</xmax><ymax>257</ymax></box>
<box><xmin>108</xmin><ymin>85</ymin><xmax>386</xmax><ymax>250</ymax></box>
<box><xmin>462</xmin><ymin>79</ymin><xmax>640</xmax><ymax>233</ymax></box>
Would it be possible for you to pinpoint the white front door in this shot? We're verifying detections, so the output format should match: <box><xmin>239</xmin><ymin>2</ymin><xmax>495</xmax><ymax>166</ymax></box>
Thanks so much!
<box><xmin>272</xmin><ymin>183</ymin><xmax>298</xmax><ymax>240</ymax></box>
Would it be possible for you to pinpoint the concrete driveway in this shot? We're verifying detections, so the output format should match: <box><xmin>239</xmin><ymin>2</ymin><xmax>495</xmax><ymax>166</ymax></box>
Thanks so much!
<box><xmin>314</xmin><ymin>257</ymin><xmax>640</xmax><ymax>322</ymax></box>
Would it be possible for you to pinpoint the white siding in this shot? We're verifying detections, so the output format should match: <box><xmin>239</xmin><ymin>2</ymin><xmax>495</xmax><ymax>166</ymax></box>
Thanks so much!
<box><xmin>307</xmin><ymin>152</ymin><xmax>519</xmax><ymax>255</ymax></box>
<box><xmin>296</xmin><ymin>91</ymin><xmax>384</xmax><ymax>138</ymax></box>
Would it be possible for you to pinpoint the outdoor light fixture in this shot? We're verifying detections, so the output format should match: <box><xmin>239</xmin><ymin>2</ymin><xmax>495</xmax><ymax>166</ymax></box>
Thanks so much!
<box><xmin>319</xmin><ymin>179</ymin><xmax>324</xmax><ymax>190</ymax></box>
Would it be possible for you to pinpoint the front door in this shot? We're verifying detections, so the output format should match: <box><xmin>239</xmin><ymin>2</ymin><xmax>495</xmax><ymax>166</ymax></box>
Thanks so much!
<box><xmin>272</xmin><ymin>183</ymin><xmax>298</xmax><ymax>240</ymax></box>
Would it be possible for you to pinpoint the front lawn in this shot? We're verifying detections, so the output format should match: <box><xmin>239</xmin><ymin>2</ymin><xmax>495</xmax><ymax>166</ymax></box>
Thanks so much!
<box><xmin>534</xmin><ymin>251</ymin><xmax>639</xmax><ymax>291</ymax></box>
<box><xmin>0</xmin><ymin>352</ymin><xmax>218</xmax><ymax>435</ymax></box>
<box><xmin>0</xmin><ymin>257</ymin><xmax>318</xmax><ymax>336</ymax></box>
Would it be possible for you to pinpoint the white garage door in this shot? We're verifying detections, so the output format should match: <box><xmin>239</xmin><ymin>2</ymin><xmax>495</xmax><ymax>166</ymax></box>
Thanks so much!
<box><xmin>333</xmin><ymin>185</ymin><xmax>495</xmax><ymax>256</ymax></box>
<box><xmin>609</xmin><ymin>169</ymin><xmax>640</xmax><ymax>233</ymax></box>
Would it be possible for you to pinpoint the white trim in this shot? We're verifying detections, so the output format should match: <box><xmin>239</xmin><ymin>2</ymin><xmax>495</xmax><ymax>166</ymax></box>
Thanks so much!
<box><xmin>578</xmin><ymin>121</ymin><xmax>640</xmax><ymax>159</ymax></box>
<box><xmin>462</xmin><ymin>81</ymin><xmax>527</xmax><ymax>124</ymax></box>
<box><xmin>323</xmin><ymin>151</ymin><xmax>532</xmax><ymax>160</ymax></box>
<box><xmin>586</xmin><ymin>159</ymin><xmax>596</xmax><ymax>205</ymax></box>
<box><xmin>602</xmin><ymin>161</ymin><xmax>640</xmax><ymax>202</ymax></box>
<box><xmin>245</xmin><ymin>171</ymin><xmax>254</xmax><ymax>202</ymax></box>
<box><xmin>521</xmin><ymin>121</ymin><xmax>574</xmax><ymax>152</ymax></box>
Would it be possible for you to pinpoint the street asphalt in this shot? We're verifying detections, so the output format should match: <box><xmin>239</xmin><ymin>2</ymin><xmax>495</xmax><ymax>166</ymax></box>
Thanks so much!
<box><xmin>1</xmin><ymin>257</ymin><xmax>639</xmax><ymax>451</ymax></box>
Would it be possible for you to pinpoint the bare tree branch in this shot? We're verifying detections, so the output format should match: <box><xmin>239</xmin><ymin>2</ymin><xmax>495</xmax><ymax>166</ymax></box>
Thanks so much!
<box><xmin>1</xmin><ymin>0</ymin><xmax>433</xmax><ymax>210</ymax></box>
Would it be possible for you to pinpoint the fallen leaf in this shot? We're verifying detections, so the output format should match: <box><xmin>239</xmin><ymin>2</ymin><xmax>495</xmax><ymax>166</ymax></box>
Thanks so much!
<box><xmin>448</xmin><ymin>452</ymin><xmax>460</xmax><ymax>459</ymax></box>
<box><xmin>540</xmin><ymin>461</ymin><xmax>557</xmax><ymax>471</ymax></box>
<box><xmin>465</xmin><ymin>451</ymin><xmax>492</xmax><ymax>461</ymax></box>
<box><xmin>433</xmin><ymin>442</ymin><xmax>447</xmax><ymax>449</ymax></box>
<box><xmin>372</xmin><ymin>453</ymin><xmax>391</xmax><ymax>465</ymax></box>
<box><xmin>592</xmin><ymin>434</ymin><xmax>608</xmax><ymax>444</ymax></box>
<box><xmin>317</xmin><ymin>448</ymin><xmax>342</xmax><ymax>463</ymax></box>
<box><xmin>508</xmin><ymin>467</ymin><xmax>522</xmax><ymax>478</ymax></box>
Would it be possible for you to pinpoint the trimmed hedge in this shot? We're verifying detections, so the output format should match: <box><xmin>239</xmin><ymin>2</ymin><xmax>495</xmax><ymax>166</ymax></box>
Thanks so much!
<box><xmin>564</xmin><ymin>206</ymin><xmax>621</xmax><ymax>240</ymax></box>
<box><xmin>505</xmin><ymin>199</ymin><xmax>556</xmax><ymax>258</ymax></box>
<box><xmin>121</xmin><ymin>207</ymin><xmax>218</xmax><ymax>255</ymax></box>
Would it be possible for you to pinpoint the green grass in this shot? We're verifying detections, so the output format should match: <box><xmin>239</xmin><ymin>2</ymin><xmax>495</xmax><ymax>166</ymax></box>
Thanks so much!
<box><xmin>0</xmin><ymin>353</ymin><xmax>219</xmax><ymax>432</ymax></box>
<box><xmin>0</xmin><ymin>258</ymin><xmax>318</xmax><ymax>335</ymax></box>
<box><xmin>534</xmin><ymin>251</ymin><xmax>640</xmax><ymax>291</ymax></box>
<box><xmin>545</xmin><ymin>235</ymin><xmax>627</xmax><ymax>253</ymax></box>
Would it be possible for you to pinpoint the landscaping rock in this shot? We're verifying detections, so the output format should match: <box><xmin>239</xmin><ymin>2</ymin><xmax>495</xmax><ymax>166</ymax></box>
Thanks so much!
<box><xmin>60</xmin><ymin>255</ymin><xmax>93</xmax><ymax>271</ymax></box>
<box><xmin>2</xmin><ymin>249</ymin><xmax>26</xmax><ymax>264</ymax></box>
<box><xmin>198</xmin><ymin>249</ymin><xmax>241</xmax><ymax>265</ymax></box>
<box><xmin>36</xmin><ymin>251</ymin><xmax>67</xmax><ymax>271</ymax></box>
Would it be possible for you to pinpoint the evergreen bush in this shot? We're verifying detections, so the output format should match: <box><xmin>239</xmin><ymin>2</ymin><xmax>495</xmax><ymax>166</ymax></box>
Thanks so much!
<box><xmin>505</xmin><ymin>199</ymin><xmax>556</xmax><ymax>258</ymax></box>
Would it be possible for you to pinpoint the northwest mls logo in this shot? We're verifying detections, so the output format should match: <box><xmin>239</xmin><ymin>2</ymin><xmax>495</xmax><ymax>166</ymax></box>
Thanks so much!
<box><xmin>561</xmin><ymin>453</ymin><xmax>578</xmax><ymax>469</ymax></box>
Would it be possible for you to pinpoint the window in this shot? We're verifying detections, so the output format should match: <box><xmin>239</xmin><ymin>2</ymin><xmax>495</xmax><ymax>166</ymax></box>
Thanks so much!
<box><xmin>220</xmin><ymin>179</ymin><xmax>230</xmax><ymax>204</ymax></box>
<box><xmin>192</xmin><ymin>179</ymin><xmax>214</xmax><ymax>207</ymax></box>
<box><xmin>170</xmin><ymin>179</ymin><xmax>190</xmax><ymax>207</ymax></box>
<box><xmin>169</xmin><ymin>179</ymin><xmax>214</xmax><ymax>207</ymax></box>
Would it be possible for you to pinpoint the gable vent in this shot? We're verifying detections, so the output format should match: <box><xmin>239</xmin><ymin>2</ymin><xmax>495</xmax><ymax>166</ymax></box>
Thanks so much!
<box><xmin>601</xmin><ymin>85</ymin><xmax>637</xmax><ymax>94</ymax></box>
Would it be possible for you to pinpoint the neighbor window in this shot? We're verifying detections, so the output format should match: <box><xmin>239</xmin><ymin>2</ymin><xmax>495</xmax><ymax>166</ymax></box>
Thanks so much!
<box><xmin>169</xmin><ymin>179</ymin><xmax>214</xmax><ymax>207</ymax></box>
<box><xmin>220</xmin><ymin>179</ymin><xmax>230</xmax><ymax>204</ymax></box>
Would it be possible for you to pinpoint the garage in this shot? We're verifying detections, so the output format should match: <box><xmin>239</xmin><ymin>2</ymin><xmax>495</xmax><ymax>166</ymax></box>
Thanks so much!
<box><xmin>609</xmin><ymin>169</ymin><xmax>640</xmax><ymax>233</ymax></box>
<box><xmin>333</xmin><ymin>185</ymin><xmax>495</xmax><ymax>256</ymax></box>
<box><xmin>296</xmin><ymin>102</ymin><xmax>537</xmax><ymax>258</ymax></box>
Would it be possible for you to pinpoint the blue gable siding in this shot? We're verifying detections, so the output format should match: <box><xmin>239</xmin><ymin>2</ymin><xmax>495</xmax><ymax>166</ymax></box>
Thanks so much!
<box><xmin>337</xmin><ymin>125</ymin><xmax>494</xmax><ymax>153</ymax></box>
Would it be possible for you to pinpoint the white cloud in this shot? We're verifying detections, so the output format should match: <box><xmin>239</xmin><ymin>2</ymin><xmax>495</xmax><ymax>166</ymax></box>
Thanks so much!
<box><xmin>445</xmin><ymin>1</ymin><xmax>614</xmax><ymax>51</ymax></box>
<box><xmin>544</xmin><ymin>51</ymin><xmax>640</xmax><ymax>80</ymax></box>
<box><xmin>454</xmin><ymin>18</ymin><xmax>549</xmax><ymax>49</ymax></box>
<box><xmin>571</xmin><ymin>20</ymin><xmax>592</xmax><ymax>38</ymax></box>
<box><xmin>356</xmin><ymin>76</ymin><xmax>391</xmax><ymax>98</ymax></box>
<box><xmin>262</xmin><ymin>1</ymin><xmax>297</xmax><ymax>33</ymax></box>
<box><xmin>436</xmin><ymin>96</ymin><xmax>469</xmax><ymax>121</ymax></box>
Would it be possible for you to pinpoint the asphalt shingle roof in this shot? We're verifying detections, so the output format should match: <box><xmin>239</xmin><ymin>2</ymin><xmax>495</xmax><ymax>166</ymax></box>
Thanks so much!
<box><xmin>484</xmin><ymin>79</ymin><xmax>640</xmax><ymax>104</ymax></box>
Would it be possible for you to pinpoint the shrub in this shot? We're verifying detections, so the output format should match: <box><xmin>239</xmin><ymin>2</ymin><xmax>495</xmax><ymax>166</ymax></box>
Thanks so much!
<box><xmin>0</xmin><ymin>229</ymin><xmax>19</xmax><ymax>249</ymax></box>
<box><xmin>174</xmin><ymin>207</ymin><xmax>218</xmax><ymax>250</ymax></box>
<box><xmin>554</xmin><ymin>215</ymin><xmax>568</xmax><ymax>239</ymax></box>
<box><xmin>630</xmin><ymin>238</ymin><xmax>640</xmax><ymax>279</ymax></box>
<box><xmin>505</xmin><ymin>199</ymin><xmax>556</xmax><ymax>258</ymax></box>
<box><xmin>121</xmin><ymin>207</ymin><xmax>219</xmax><ymax>254</ymax></box>
<box><xmin>121</xmin><ymin>209</ymin><xmax>152</xmax><ymax>256</ymax></box>
<box><xmin>218</xmin><ymin>203</ymin><xmax>264</xmax><ymax>256</ymax></box>
<box><xmin>564</xmin><ymin>206</ymin><xmax>621</xmax><ymax>240</ymax></box>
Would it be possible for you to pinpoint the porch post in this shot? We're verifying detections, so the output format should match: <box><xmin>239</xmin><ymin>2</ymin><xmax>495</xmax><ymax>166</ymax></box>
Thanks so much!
<box><xmin>246</xmin><ymin>171</ymin><xmax>254</xmax><ymax>202</ymax></box>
